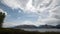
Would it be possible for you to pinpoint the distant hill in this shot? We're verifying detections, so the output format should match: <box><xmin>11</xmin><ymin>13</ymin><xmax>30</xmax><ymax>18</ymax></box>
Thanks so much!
<box><xmin>13</xmin><ymin>25</ymin><xmax>37</xmax><ymax>29</ymax></box>
<box><xmin>38</xmin><ymin>25</ymin><xmax>56</xmax><ymax>28</ymax></box>
<box><xmin>56</xmin><ymin>24</ymin><xmax>60</xmax><ymax>29</ymax></box>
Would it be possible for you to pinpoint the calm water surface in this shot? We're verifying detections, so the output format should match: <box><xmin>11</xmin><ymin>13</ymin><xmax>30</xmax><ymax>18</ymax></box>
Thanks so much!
<box><xmin>21</xmin><ymin>28</ymin><xmax>60</xmax><ymax>32</ymax></box>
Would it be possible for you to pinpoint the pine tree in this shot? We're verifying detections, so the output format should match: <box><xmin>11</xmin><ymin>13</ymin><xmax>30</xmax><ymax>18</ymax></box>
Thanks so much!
<box><xmin>0</xmin><ymin>12</ymin><xmax>5</xmax><ymax>28</ymax></box>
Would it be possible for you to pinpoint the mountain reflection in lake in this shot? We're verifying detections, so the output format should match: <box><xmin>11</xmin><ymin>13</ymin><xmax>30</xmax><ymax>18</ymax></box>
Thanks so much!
<box><xmin>21</xmin><ymin>28</ymin><xmax>60</xmax><ymax>32</ymax></box>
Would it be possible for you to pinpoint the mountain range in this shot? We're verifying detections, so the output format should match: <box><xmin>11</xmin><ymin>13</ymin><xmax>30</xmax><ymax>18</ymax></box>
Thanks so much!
<box><xmin>12</xmin><ymin>24</ymin><xmax>60</xmax><ymax>29</ymax></box>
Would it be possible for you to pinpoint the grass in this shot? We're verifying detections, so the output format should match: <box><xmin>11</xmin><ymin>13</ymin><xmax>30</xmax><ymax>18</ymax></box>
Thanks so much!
<box><xmin>0</xmin><ymin>28</ymin><xmax>60</xmax><ymax>34</ymax></box>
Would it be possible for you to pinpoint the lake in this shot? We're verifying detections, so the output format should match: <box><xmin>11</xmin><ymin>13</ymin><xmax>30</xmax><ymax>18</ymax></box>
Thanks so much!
<box><xmin>21</xmin><ymin>28</ymin><xmax>60</xmax><ymax>32</ymax></box>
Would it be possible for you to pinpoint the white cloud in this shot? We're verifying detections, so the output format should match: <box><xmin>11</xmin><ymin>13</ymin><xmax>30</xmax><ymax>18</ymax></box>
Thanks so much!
<box><xmin>1</xmin><ymin>0</ymin><xmax>59</xmax><ymax>15</ymax></box>
<box><xmin>37</xmin><ymin>4</ymin><xmax>60</xmax><ymax>25</ymax></box>
<box><xmin>1</xmin><ymin>0</ymin><xmax>28</xmax><ymax>10</ymax></box>
<box><xmin>1</xmin><ymin>0</ymin><xmax>21</xmax><ymax>9</ymax></box>
<box><xmin>3</xmin><ymin>21</ymin><xmax>22</xmax><ymax>27</ymax></box>
<box><xmin>0</xmin><ymin>0</ymin><xmax>53</xmax><ymax>13</ymax></box>
<box><xmin>20</xmin><ymin>20</ymin><xmax>46</xmax><ymax>26</ymax></box>
<box><xmin>3</xmin><ymin>22</ymin><xmax>14</xmax><ymax>28</ymax></box>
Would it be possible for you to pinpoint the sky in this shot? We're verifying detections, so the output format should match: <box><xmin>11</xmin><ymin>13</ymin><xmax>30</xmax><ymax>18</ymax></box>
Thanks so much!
<box><xmin>0</xmin><ymin>0</ymin><xmax>60</xmax><ymax>27</ymax></box>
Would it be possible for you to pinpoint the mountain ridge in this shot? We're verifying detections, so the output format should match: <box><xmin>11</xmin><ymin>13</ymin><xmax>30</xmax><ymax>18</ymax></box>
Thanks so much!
<box><xmin>12</xmin><ymin>24</ymin><xmax>60</xmax><ymax>29</ymax></box>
